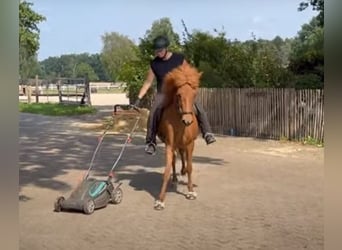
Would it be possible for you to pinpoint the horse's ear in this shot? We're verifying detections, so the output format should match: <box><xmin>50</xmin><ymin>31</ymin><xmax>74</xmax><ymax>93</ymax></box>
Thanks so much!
<box><xmin>198</xmin><ymin>71</ymin><xmax>203</xmax><ymax>78</ymax></box>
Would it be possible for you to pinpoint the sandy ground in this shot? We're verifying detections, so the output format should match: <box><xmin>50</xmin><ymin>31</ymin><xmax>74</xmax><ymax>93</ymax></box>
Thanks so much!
<box><xmin>19</xmin><ymin>103</ymin><xmax>324</xmax><ymax>250</ymax></box>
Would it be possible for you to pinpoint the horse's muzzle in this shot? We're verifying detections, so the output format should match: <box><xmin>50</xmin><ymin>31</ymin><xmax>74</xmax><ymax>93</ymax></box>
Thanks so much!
<box><xmin>180</xmin><ymin>111</ymin><xmax>193</xmax><ymax>126</ymax></box>
<box><xmin>182</xmin><ymin>115</ymin><xmax>193</xmax><ymax>126</ymax></box>
<box><xmin>182</xmin><ymin>119</ymin><xmax>193</xmax><ymax>126</ymax></box>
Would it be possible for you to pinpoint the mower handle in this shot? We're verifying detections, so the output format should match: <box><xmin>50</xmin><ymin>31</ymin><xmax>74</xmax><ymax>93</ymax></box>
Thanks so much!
<box><xmin>113</xmin><ymin>104</ymin><xmax>140</xmax><ymax>115</ymax></box>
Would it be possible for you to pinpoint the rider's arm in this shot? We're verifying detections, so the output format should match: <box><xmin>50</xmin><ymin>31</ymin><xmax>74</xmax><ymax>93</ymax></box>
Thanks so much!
<box><xmin>137</xmin><ymin>67</ymin><xmax>155</xmax><ymax>99</ymax></box>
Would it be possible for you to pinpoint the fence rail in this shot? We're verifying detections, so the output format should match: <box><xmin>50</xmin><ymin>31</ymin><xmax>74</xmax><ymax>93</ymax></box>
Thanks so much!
<box><xmin>197</xmin><ymin>88</ymin><xmax>324</xmax><ymax>142</ymax></box>
<box><xmin>19</xmin><ymin>76</ymin><xmax>90</xmax><ymax>105</ymax></box>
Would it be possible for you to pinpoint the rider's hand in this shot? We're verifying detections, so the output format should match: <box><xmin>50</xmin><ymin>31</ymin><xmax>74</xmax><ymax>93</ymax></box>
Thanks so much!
<box><xmin>133</xmin><ymin>98</ymin><xmax>141</xmax><ymax>108</ymax></box>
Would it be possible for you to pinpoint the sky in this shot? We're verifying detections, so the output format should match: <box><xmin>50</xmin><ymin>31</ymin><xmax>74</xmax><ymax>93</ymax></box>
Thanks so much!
<box><xmin>30</xmin><ymin>0</ymin><xmax>317</xmax><ymax>61</ymax></box>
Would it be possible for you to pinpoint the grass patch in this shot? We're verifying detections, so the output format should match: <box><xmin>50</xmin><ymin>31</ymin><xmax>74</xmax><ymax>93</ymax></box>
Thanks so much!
<box><xmin>19</xmin><ymin>102</ymin><xmax>97</xmax><ymax>116</ymax></box>
<box><xmin>301</xmin><ymin>136</ymin><xmax>324</xmax><ymax>147</ymax></box>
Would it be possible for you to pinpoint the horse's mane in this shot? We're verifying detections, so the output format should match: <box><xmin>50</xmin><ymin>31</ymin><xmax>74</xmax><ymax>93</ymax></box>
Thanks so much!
<box><xmin>162</xmin><ymin>63</ymin><xmax>202</xmax><ymax>101</ymax></box>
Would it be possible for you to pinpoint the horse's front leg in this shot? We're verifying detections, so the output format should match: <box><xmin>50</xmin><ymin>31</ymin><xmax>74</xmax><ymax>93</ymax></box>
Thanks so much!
<box><xmin>171</xmin><ymin>151</ymin><xmax>178</xmax><ymax>184</ymax></box>
<box><xmin>185</xmin><ymin>141</ymin><xmax>197</xmax><ymax>200</ymax></box>
<box><xmin>154</xmin><ymin>145</ymin><xmax>174</xmax><ymax>210</ymax></box>
<box><xmin>179</xmin><ymin>149</ymin><xmax>186</xmax><ymax>175</ymax></box>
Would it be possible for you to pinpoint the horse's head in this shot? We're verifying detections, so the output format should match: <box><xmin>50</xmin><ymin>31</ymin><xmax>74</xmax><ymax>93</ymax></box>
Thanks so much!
<box><xmin>175</xmin><ymin>83</ymin><xmax>197</xmax><ymax>126</ymax></box>
<box><xmin>163</xmin><ymin>64</ymin><xmax>203</xmax><ymax>127</ymax></box>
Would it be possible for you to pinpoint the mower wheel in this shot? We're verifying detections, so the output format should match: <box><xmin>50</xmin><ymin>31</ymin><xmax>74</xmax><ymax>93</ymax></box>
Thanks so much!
<box><xmin>111</xmin><ymin>187</ymin><xmax>123</xmax><ymax>204</ymax></box>
<box><xmin>54</xmin><ymin>196</ymin><xmax>65</xmax><ymax>212</ymax></box>
<box><xmin>83</xmin><ymin>199</ymin><xmax>95</xmax><ymax>214</ymax></box>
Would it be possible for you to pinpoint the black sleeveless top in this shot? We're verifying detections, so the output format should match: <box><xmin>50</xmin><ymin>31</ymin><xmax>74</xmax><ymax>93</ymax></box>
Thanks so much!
<box><xmin>150</xmin><ymin>52</ymin><xmax>185</xmax><ymax>93</ymax></box>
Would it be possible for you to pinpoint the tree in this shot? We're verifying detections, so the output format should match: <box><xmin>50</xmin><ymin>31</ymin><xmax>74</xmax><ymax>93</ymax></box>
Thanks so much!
<box><xmin>20</xmin><ymin>55</ymin><xmax>43</xmax><ymax>80</ymax></box>
<box><xmin>40</xmin><ymin>53</ymin><xmax>109</xmax><ymax>81</ymax></box>
<box><xmin>39</xmin><ymin>56</ymin><xmax>62</xmax><ymax>78</ymax></box>
<box><xmin>298</xmin><ymin>0</ymin><xmax>324</xmax><ymax>27</ymax></box>
<box><xmin>86</xmin><ymin>54</ymin><xmax>110</xmax><ymax>81</ymax></box>
<box><xmin>243</xmin><ymin>38</ymin><xmax>293</xmax><ymax>87</ymax></box>
<box><xmin>100</xmin><ymin>32</ymin><xmax>137</xmax><ymax>82</ymax></box>
<box><xmin>143</xmin><ymin>17</ymin><xmax>182</xmax><ymax>53</ymax></box>
<box><xmin>19</xmin><ymin>0</ymin><xmax>46</xmax><ymax>80</ymax></box>
<box><xmin>270</xmin><ymin>36</ymin><xmax>293</xmax><ymax>67</ymax></box>
<box><xmin>117</xmin><ymin>44</ymin><xmax>154</xmax><ymax>107</ymax></box>
<box><xmin>182</xmin><ymin>27</ymin><xmax>256</xmax><ymax>88</ymax></box>
<box><xmin>182</xmin><ymin>29</ymin><xmax>226</xmax><ymax>86</ymax></box>
<box><xmin>118</xmin><ymin>17</ymin><xmax>182</xmax><ymax>107</ymax></box>
<box><xmin>74</xmin><ymin>62</ymin><xmax>99</xmax><ymax>81</ymax></box>
<box><xmin>288</xmin><ymin>17</ymin><xmax>323</xmax><ymax>88</ymax></box>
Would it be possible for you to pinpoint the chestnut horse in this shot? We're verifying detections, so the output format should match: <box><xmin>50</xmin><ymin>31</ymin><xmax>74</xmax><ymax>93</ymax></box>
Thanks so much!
<box><xmin>154</xmin><ymin>63</ymin><xmax>202</xmax><ymax>210</ymax></box>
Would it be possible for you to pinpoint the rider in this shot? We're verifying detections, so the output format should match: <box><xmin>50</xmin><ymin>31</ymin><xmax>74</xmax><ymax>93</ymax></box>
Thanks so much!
<box><xmin>134</xmin><ymin>35</ymin><xmax>216</xmax><ymax>155</ymax></box>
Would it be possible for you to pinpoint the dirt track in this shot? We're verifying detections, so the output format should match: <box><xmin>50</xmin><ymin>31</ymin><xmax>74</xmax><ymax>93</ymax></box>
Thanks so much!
<box><xmin>19</xmin><ymin>106</ymin><xmax>324</xmax><ymax>250</ymax></box>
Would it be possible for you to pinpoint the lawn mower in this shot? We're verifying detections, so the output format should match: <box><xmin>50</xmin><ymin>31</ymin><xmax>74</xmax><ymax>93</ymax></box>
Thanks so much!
<box><xmin>54</xmin><ymin>104</ymin><xmax>140</xmax><ymax>215</ymax></box>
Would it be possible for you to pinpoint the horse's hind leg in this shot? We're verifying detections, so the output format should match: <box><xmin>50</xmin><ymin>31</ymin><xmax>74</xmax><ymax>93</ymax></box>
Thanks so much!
<box><xmin>185</xmin><ymin>142</ymin><xmax>197</xmax><ymax>200</ymax></box>
<box><xmin>171</xmin><ymin>151</ymin><xmax>178</xmax><ymax>184</ymax></box>
<box><xmin>154</xmin><ymin>145</ymin><xmax>173</xmax><ymax>210</ymax></box>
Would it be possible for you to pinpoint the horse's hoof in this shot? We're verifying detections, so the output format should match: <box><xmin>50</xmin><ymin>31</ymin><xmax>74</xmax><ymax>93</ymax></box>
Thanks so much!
<box><xmin>154</xmin><ymin>200</ymin><xmax>165</xmax><ymax>210</ymax></box>
<box><xmin>171</xmin><ymin>177</ymin><xmax>178</xmax><ymax>184</ymax></box>
<box><xmin>185</xmin><ymin>191</ymin><xmax>197</xmax><ymax>200</ymax></box>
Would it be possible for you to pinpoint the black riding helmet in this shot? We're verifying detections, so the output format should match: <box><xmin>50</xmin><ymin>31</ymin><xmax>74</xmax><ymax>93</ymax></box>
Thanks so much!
<box><xmin>152</xmin><ymin>35</ymin><xmax>170</xmax><ymax>50</ymax></box>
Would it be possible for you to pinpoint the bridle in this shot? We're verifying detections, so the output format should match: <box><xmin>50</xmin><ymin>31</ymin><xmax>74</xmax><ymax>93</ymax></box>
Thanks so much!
<box><xmin>180</xmin><ymin>110</ymin><xmax>193</xmax><ymax>115</ymax></box>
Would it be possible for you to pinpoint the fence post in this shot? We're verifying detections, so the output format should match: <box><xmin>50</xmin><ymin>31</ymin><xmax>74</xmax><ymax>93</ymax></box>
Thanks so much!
<box><xmin>35</xmin><ymin>75</ymin><xmax>39</xmax><ymax>103</ymax></box>
<box><xmin>27</xmin><ymin>86</ymin><xmax>32</xmax><ymax>104</ymax></box>
<box><xmin>57</xmin><ymin>77</ymin><xmax>62</xmax><ymax>103</ymax></box>
<box><xmin>84</xmin><ymin>75</ymin><xmax>91</xmax><ymax>105</ymax></box>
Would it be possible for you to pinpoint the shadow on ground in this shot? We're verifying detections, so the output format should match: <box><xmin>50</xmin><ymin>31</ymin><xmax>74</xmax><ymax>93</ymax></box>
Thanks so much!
<box><xmin>19</xmin><ymin>112</ymin><xmax>227</xmax><ymax>201</ymax></box>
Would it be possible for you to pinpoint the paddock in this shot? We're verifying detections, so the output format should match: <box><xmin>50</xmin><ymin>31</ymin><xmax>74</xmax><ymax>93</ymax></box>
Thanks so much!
<box><xmin>19</xmin><ymin>105</ymin><xmax>323</xmax><ymax>250</ymax></box>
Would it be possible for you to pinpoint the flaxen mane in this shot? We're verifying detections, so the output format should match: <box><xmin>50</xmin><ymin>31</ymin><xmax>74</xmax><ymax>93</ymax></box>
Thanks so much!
<box><xmin>162</xmin><ymin>64</ymin><xmax>202</xmax><ymax>105</ymax></box>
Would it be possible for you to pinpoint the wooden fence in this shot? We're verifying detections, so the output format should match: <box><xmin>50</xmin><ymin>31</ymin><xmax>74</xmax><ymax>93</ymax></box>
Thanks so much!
<box><xmin>19</xmin><ymin>76</ymin><xmax>91</xmax><ymax>105</ymax></box>
<box><xmin>197</xmin><ymin>88</ymin><xmax>324</xmax><ymax>142</ymax></box>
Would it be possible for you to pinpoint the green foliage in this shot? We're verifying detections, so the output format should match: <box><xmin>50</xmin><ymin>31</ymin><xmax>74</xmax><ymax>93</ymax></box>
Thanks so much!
<box><xmin>117</xmin><ymin>46</ymin><xmax>154</xmax><ymax>108</ymax></box>
<box><xmin>181</xmin><ymin>26</ymin><xmax>292</xmax><ymax>88</ymax></box>
<box><xmin>290</xmin><ymin>18</ymin><xmax>323</xmax><ymax>64</ymax></box>
<box><xmin>248</xmin><ymin>39</ymin><xmax>291</xmax><ymax>87</ymax></box>
<box><xmin>298</xmin><ymin>0</ymin><xmax>324</xmax><ymax>27</ymax></box>
<box><xmin>293</xmin><ymin>73</ymin><xmax>322</xmax><ymax>89</ymax></box>
<box><xmin>19</xmin><ymin>0</ymin><xmax>46</xmax><ymax>80</ymax></box>
<box><xmin>302</xmin><ymin>135</ymin><xmax>324</xmax><ymax>147</ymax></box>
<box><xmin>34</xmin><ymin>0</ymin><xmax>324</xmax><ymax>98</ymax></box>
<box><xmin>87</xmin><ymin>54</ymin><xmax>110</xmax><ymax>81</ymax></box>
<box><xmin>117</xmin><ymin>17</ymin><xmax>182</xmax><ymax>107</ymax></box>
<box><xmin>183</xmin><ymin>29</ymin><xmax>238</xmax><ymax>87</ymax></box>
<box><xmin>289</xmin><ymin>17</ymin><xmax>323</xmax><ymax>88</ymax></box>
<box><xmin>19</xmin><ymin>1</ymin><xmax>46</xmax><ymax>57</ymax></box>
<box><xmin>40</xmin><ymin>53</ymin><xmax>109</xmax><ymax>81</ymax></box>
<box><xmin>19</xmin><ymin>102</ymin><xmax>96</xmax><ymax>116</ymax></box>
<box><xmin>32</xmin><ymin>0</ymin><xmax>325</xmax><ymax>94</ymax></box>
<box><xmin>20</xmin><ymin>55</ymin><xmax>43</xmax><ymax>80</ymax></box>
<box><xmin>144</xmin><ymin>17</ymin><xmax>182</xmax><ymax>53</ymax></box>
<box><xmin>75</xmin><ymin>62</ymin><xmax>99</xmax><ymax>81</ymax></box>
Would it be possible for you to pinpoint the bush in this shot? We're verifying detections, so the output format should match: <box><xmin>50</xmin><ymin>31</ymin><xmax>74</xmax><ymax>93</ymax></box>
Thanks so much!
<box><xmin>294</xmin><ymin>73</ymin><xmax>323</xmax><ymax>89</ymax></box>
